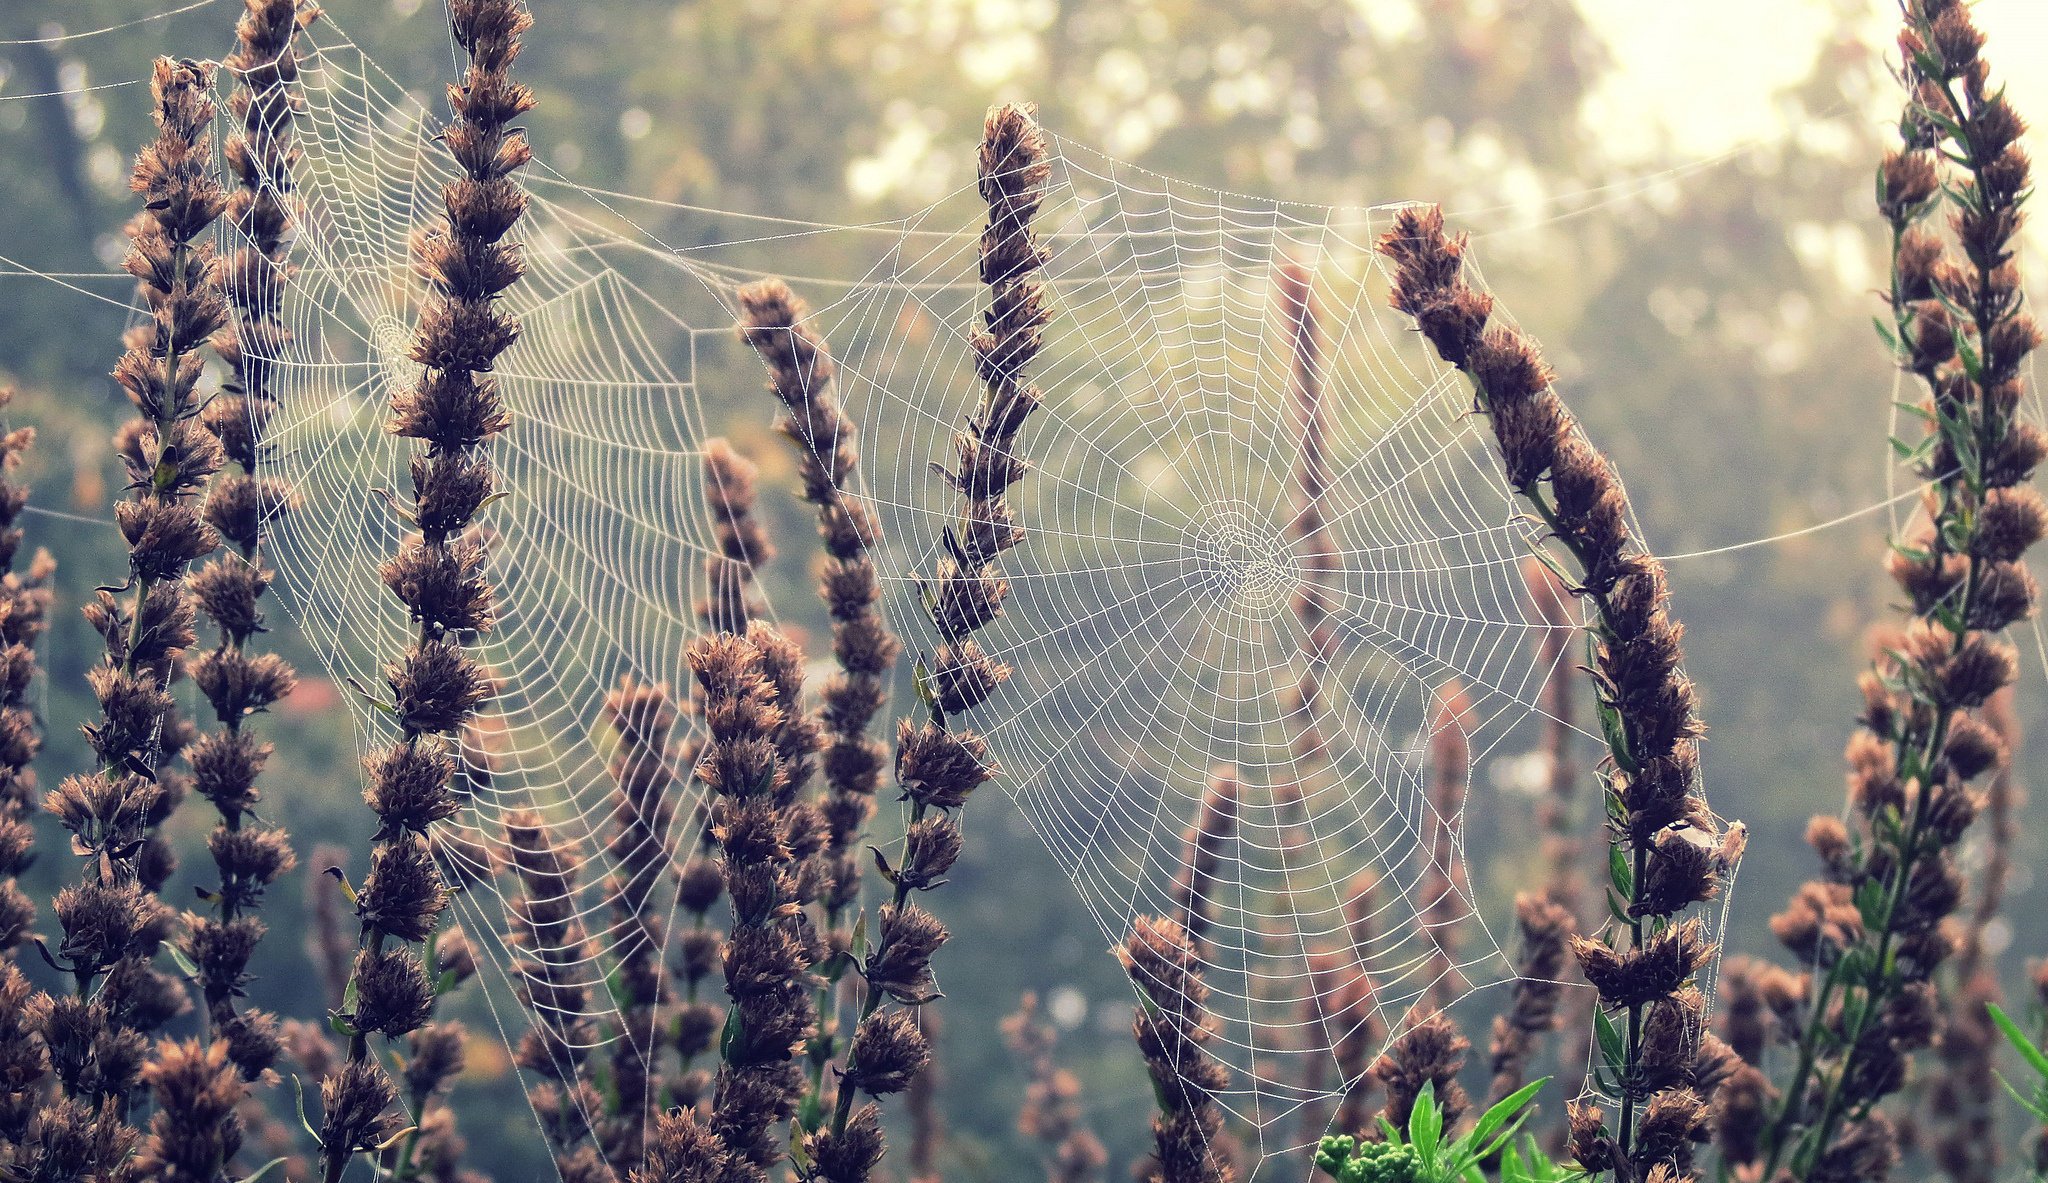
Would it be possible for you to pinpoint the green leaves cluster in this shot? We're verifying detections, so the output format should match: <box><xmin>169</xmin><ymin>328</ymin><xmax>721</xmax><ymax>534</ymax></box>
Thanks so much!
<box><xmin>1313</xmin><ymin>1081</ymin><xmax>1574</xmax><ymax>1183</ymax></box>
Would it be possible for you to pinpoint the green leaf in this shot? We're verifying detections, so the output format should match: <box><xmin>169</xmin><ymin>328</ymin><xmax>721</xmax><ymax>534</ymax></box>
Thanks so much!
<box><xmin>1608</xmin><ymin>846</ymin><xmax>1633</xmax><ymax>900</ymax></box>
<box><xmin>164</xmin><ymin>941</ymin><xmax>200</xmax><ymax>979</ymax></box>
<box><xmin>1594</xmin><ymin>699</ymin><xmax>1636</xmax><ymax>774</ymax></box>
<box><xmin>1468</xmin><ymin>1078</ymin><xmax>1546</xmax><ymax>1159</ymax></box>
<box><xmin>1408</xmin><ymin>1082</ymin><xmax>1441</xmax><ymax>1162</ymax></box>
<box><xmin>292</xmin><ymin>1075</ymin><xmax>322</xmax><ymax>1146</ymax></box>
<box><xmin>1988</xmin><ymin>1003</ymin><xmax>2048</xmax><ymax>1079</ymax></box>
<box><xmin>1594</xmin><ymin>1009</ymin><xmax>1626</xmax><ymax>1076</ymax></box>
<box><xmin>719</xmin><ymin>1007</ymin><xmax>744</xmax><ymax>1061</ymax></box>
<box><xmin>241</xmin><ymin>1156</ymin><xmax>291</xmax><ymax>1183</ymax></box>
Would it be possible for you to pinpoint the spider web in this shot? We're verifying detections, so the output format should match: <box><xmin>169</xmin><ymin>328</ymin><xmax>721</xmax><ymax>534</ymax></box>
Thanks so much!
<box><xmin>225</xmin><ymin>10</ymin><xmax>1645</xmax><ymax>1174</ymax></box>
<box><xmin>234</xmin><ymin>11</ymin><xmax>745</xmax><ymax>1126</ymax></box>
<box><xmin>806</xmin><ymin>141</ymin><xmax>1597</xmax><ymax>1142</ymax></box>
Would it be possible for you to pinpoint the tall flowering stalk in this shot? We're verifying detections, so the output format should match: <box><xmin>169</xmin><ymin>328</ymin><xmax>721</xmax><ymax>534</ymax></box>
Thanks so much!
<box><xmin>1122</xmin><ymin>917</ymin><xmax>1233</xmax><ymax>1183</ymax></box>
<box><xmin>796</xmin><ymin>102</ymin><xmax>1052</xmax><ymax>1183</ymax></box>
<box><xmin>1167</xmin><ymin>768</ymin><xmax>1240</xmax><ymax>954</ymax></box>
<box><xmin>1523</xmin><ymin>557</ymin><xmax>1585</xmax><ymax>922</ymax></box>
<box><xmin>1751</xmin><ymin>3</ymin><xmax>2043</xmax><ymax>1178</ymax></box>
<box><xmin>1330</xmin><ymin>873</ymin><xmax>1384</xmax><ymax>1138</ymax></box>
<box><xmin>504</xmin><ymin>809</ymin><xmax>606</xmax><ymax>1182</ymax></box>
<box><xmin>737</xmin><ymin>279</ymin><xmax>900</xmax><ymax>1098</ymax></box>
<box><xmin>182</xmin><ymin>0</ymin><xmax>311</xmax><ymax>1091</ymax></box>
<box><xmin>1419</xmin><ymin>680</ymin><xmax>1473</xmax><ymax>1008</ymax></box>
<box><xmin>636</xmin><ymin>628</ymin><xmax>820</xmax><ymax>1183</ymax></box>
<box><xmin>0</xmin><ymin>394</ymin><xmax>52</xmax><ymax>1162</ymax></box>
<box><xmin>1004</xmin><ymin>992</ymin><xmax>1106</xmax><ymax>1183</ymax></box>
<box><xmin>320</xmin><ymin>0</ymin><xmax>535</xmax><ymax>1175</ymax></box>
<box><xmin>0</xmin><ymin>392</ymin><xmax>50</xmax><ymax>962</ymax></box>
<box><xmin>1487</xmin><ymin>894</ymin><xmax>1575</xmax><ymax>1108</ymax></box>
<box><xmin>20</xmin><ymin>59</ymin><xmax>227</xmax><ymax>1181</ymax></box>
<box><xmin>700</xmin><ymin>439</ymin><xmax>770</xmax><ymax>635</ymax></box>
<box><xmin>598</xmin><ymin>676</ymin><xmax>683</xmax><ymax>1166</ymax></box>
<box><xmin>1374</xmin><ymin>1008</ymin><xmax>1470</xmax><ymax>1133</ymax></box>
<box><xmin>1379</xmin><ymin>206</ymin><xmax>1741</xmax><ymax>1183</ymax></box>
<box><xmin>1277</xmin><ymin>258</ymin><xmax>1339</xmax><ymax>829</ymax></box>
<box><xmin>1929</xmin><ymin>694</ymin><xmax>2017</xmax><ymax>1183</ymax></box>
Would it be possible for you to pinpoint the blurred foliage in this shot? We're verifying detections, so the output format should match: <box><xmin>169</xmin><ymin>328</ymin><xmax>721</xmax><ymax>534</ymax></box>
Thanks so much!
<box><xmin>0</xmin><ymin>0</ymin><xmax>2043</xmax><ymax>1179</ymax></box>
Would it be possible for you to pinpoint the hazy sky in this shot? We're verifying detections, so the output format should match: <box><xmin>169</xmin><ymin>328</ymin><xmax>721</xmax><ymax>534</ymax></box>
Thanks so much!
<box><xmin>1583</xmin><ymin>0</ymin><xmax>2048</xmax><ymax>162</ymax></box>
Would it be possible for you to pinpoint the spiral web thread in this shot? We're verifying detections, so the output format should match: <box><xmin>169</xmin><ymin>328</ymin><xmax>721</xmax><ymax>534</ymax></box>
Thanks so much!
<box><xmin>217</xmin><ymin>10</ymin><xmax>1725</xmax><ymax>1173</ymax></box>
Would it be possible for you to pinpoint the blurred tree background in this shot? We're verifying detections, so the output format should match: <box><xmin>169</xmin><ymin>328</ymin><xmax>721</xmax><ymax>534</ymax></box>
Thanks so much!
<box><xmin>1</xmin><ymin>0</ymin><xmax>2045</xmax><ymax>1177</ymax></box>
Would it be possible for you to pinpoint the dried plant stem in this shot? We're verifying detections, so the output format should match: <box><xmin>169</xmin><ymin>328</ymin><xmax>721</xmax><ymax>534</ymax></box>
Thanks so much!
<box><xmin>1380</xmin><ymin>205</ymin><xmax>1739</xmax><ymax>1182</ymax></box>
<box><xmin>1756</xmin><ymin>4</ymin><xmax>2041</xmax><ymax>1178</ymax></box>
<box><xmin>1420</xmin><ymin>680</ymin><xmax>1474</xmax><ymax>1010</ymax></box>
<box><xmin>598</xmin><ymin>677</ymin><xmax>683</xmax><ymax>1167</ymax></box>
<box><xmin>0</xmin><ymin>396</ymin><xmax>52</xmax><ymax>1161</ymax></box>
<box><xmin>319</xmin><ymin>1</ymin><xmax>535</xmax><ymax>1176</ymax></box>
<box><xmin>180</xmin><ymin>0</ymin><xmax>313</xmax><ymax>1094</ymax></box>
<box><xmin>26</xmin><ymin>58</ymin><xmax>230</xmax><ymax>1180</ymax></box>
<box><xmin>737</xmin><ymin>279</ymin><xmax>900</xmax><ymax>1106</ymax></box>
<box><xmin>1487</xmin><ymin>894</ymin><xmax>1575</xmax><ymax>1106</ymax></box>
<box><xmin>803</xmin><ymin>102</ymin><xmax>1051</xmax><ymax>1183</ymax></box>
<box><xmin>1123</xmin><ymin>917</ymin><xmax>1233</xmax><ymax>1183</ymax></box>
<box><xmin>1004</xmin><ymin>992</ymin><xmax>1106</xmax><ymax>1183</ymax></box>
<box><xmin>0</xmin><ymin>391</ymin><xmax>51</xmax><ymax>964</ymax></box>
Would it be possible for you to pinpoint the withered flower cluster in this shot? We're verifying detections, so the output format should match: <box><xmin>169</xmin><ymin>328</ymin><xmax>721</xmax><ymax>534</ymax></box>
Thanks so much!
<box><xmin>737</xmin><ymin>277</ymin><xmax>900</xmax><ymax>961</ymax></box>
<box><xmin>0</xmin><ymin>393</ymin><xmax>51</xmax><ymax>959</ymax></box>
<box><xmin>917</xmin><ymin>101</ymin><xmax>1052</xmax><ymax>714</ymax></box>
<box><xmin>1167</xmin><ymin>767</ymin><xmax>1240</xmax><ymax>953</ymax></box>
<box><xmin>179</xmin><ymin>0</ymin><xmax>314</xmax><ymax>1092</ymax></box>
<box><xmin>1749</xmin><ymin>3</ymin><xmax>2043</xmax><ymax>1180</ymax></box>
<box><xmin>1276</xmin><ymin>259</ymin><xmax>1338</xmax><ymax>827</ymax></box>
<box><xmin>699</xmin><ymin>438</ymin><xmax>770</xmax><ymax>635</ymax></box>
<box><xmin>132</xmin><ymin>1038</ymin><xmax>248</xmax><ymax>1183</ymax></box>
<box><xmin>598</xmin><ymin>676</ymin><xmax>683</xmax><ymax>1164</ymax></box>
<box><xmin>322</xmin><ymin>0</ymin><xmax>536</xmax><ymax>1176</ymax></box>
<box><xmin>1375</xmin><ymin>1008</ymin><xmax>1470</xmax><ymax>1133</ymax></box>
<box><xmin>793</xmin><ymin>101</ymin><xmax>1054</xmax><ymax>1183</ymax></box>
<box><xmin>1487</xmin><ymin>893</ymin><xmax>1575</xmax><ymax>1107</ymax></box>
<box><xmin>1122</xmin><ymin>917</ymin><xmax>1233</xmax><ymax>1183</ymax></box>
<box><xmin>668</xmin><ymin>851</ymin><xmax>726</xmax><ymax>1109</ymax></box>
<box><xmin>0</xmin><ymin>396</ymin><xmax>52</xmax><ymax>1168</ymax></box>
<box><xmin>18</xmin><ymin>58</ymin><xmax>230</xmax><ymax>1181</ymax></box>
<box><xmin>504</xmin><ymin>810</ymin><xmax>606</xmax><ymax>1182</ymax></box>
<box><xmin>1003</xmin><ymin>992</ymin><xmax>1107</xmax><ymax>1183</ymax></box>
<box><xmin>1380</xmin><ymin>204</ymin><xmax>1739</xmax><ymax>1183</ymax></box>
<box><xmin>638</xmin><ymin>628</ymin><xmax>819</xmax><ymax>1183</ymax></box>
<box><xmin>1419</xmin><ymin>680</ymin><xmax>1474</xmax><ymax>1007</ymax></box>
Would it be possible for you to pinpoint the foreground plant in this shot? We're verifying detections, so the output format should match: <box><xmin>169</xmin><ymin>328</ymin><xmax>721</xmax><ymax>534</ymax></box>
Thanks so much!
<box><xmin>737</xmin><ymin>279</ymin><xmax>901</xmax><ymax>1110</ymax></box>
<box><xmin>792</xmin><ymin>101</ymin><xmax>1054</xmax><ymax>1183</ymax></box>
<box><xmin>1314</xmin><ymin>1080</ymin><xmax>1554</xmax><ymax>1183</ymax></box>
<box><xmin>182</xmin><ymin>0</ymin><xmax>311</xmax><ymax>1091</ymax></box>
<box><xmin>1748</xmin><ymin>2</ymin><xmax>2042</xmax><ymax>1179</ymax></box>
<box><xmin>1123</xmin><ymin>916</ymin><xmax>1232</xmax><ymax>1183</ymax></box>
<box><xmin>320</xmin><ymin>0</ymin><xmax>535</xmax><ymax>1175</ymax></box>
<box><xmin>1379</xmin><ymin>206</ymin><xmax>1741</xmax><ymax>1183</ymax></box>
